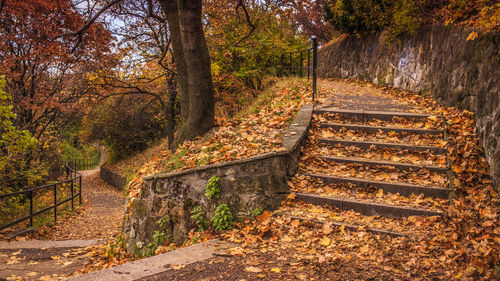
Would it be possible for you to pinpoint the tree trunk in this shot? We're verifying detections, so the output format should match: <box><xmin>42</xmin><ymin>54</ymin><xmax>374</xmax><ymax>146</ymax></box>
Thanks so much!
<box><xmin>159</xmin><ymin>0</ymin><xmax>189</xmax><ymax>122</ymax></box>
<box><xmin>176</xmin><ymin>0</ymin><xmax>215</xmax><ymax>139</ymax></box>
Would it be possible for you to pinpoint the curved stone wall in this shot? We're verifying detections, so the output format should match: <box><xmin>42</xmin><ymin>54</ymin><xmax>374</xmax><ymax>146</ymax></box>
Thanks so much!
<box><xmin>123</xmin><ymin>104</ymin><xmax>314</xmax><ymax>251</ymax></box>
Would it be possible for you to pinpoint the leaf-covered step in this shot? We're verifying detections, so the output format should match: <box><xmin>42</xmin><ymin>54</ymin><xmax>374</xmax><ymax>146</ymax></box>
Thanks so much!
<box><xmin>278</xmin><ymin>213</ymin><xmax>406</xmax><ymax>237</ymax></box>
<box><xmin>318</xmin><ymin>155</ymin><xmax>447</xmax><ymax>174</ymax></box>
<box><xmin>295</xmin><ymin>192</ymin><xmax>442</xmax><ymax>218</ymax></box>
<box><xmin>317</xmin><ymin>123</ymin><xmax>443</xmax><ymax>135</ymax></box>
<box><xmin>319</xmin><ymin>138</ymin><xmax>447</xmax><ymax>154</ymax></box>
<box><xmin>305</xmin><ymin>173</ymin><xmax>450</xmax><ymax>198</ymax></box>
<box><xmin>313</xmin><ymin>108</ymin><xmax>433</xmax><ymax>121</ymax></box>
<box><xmin>317</xmin><ymin>126</ymin><xmax>445</xmax><ymax>147</ymax></box>
<box><xmin>313</xmin><ymin>112</ymin><xmax>443</xmax><ymax>131</ymax></box>
<box><xmin>315</xmin><ymin>142</ymin><xmax>447</xmax><ymax>167</ymax></box>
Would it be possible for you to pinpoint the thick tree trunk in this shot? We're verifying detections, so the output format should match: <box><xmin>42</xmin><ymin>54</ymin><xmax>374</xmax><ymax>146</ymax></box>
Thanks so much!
<box><xmin>159</xmin><ymin>0</ymin><xmax>189</xmax><ymax>122</ymax></box>
<box><xmin>176</xmin><ymin>0</ymin><xmax>215</xmax><ymax>139</ymax></box>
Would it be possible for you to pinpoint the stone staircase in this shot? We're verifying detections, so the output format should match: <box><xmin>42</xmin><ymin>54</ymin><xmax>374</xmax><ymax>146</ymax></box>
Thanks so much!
<box><xmin>286</xmin><ymin>105</ymin><xmax>451</xmax><ymax>237</ymax></box>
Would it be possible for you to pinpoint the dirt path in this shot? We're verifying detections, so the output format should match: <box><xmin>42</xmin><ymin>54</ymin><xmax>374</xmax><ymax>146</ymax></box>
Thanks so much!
<box><xmin>0</xmin><ymin>157</ymin><xmax>126</xmax><ymax>280</ymax></box>
<box><xmin>37</xmin><ymin>167</ymin><xmax>125</xmax><ymax>241</ymax></box>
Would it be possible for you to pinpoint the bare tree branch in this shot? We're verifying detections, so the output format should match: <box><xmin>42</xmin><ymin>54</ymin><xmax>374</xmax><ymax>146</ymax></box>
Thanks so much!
<box><xmin>234</xmin><ymin>0</ymin><xmax>256</xmax><ymax>46</ymax></box>
<box><xmin>73</xmin><ymin>0</ymin><xmax>123</xmax><ymax>36</ymax></box>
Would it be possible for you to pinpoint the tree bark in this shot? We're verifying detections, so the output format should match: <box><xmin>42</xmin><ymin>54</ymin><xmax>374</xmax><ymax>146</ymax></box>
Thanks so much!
<box><xmin>159</xmin><ymin>0</ymin><xmax>190</xmax><ymax>122</ymax></box>
<box><xmin>176</xmin><ymin>0</ymin><xmax>215</xmax><ymax>139</ymax></box>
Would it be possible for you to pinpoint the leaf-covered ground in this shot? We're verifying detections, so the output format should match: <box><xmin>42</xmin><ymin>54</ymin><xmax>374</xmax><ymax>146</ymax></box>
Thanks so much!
<box><xmin>126</xmin><ymin>79</ymin><xmax>312</xmax><ymax>198</ymax></box>
<box><xmin>6</xmin><ymin>78</ymin><xmax>497</xmax><ymax>280</ymax></box>
<box><xmin>147</xmin><ymin>78</ymin><xmax>499</xmax><ymax>280</ymax></box>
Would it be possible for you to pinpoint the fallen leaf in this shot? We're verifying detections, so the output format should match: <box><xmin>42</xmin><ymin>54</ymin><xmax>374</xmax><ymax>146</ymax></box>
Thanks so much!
<box><xmin>319</xmin><ymin>237</ymin><xmax>331</xmax><ymax>246</ymax></box>
<box><xmin>271</xmin><ymin>267</ymin><xmax>281</xmax><ymax>273</ymax></box>
<box><xmin>466</xmin><ymin>31</ymin><xmax>478</xmax><ymax>41</ymax></box>
<box><xmin>245</xmin><ymin>266</ymin><xmax>262</xmax><ymax>273</ymax></box>
<box><xmin>171</xmin><ymin>264</ymin><xmax>186</xmax><ymax>270</ymax></box>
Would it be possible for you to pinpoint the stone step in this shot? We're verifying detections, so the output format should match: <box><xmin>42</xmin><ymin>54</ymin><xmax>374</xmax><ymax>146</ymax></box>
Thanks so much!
<box><xmin>314</xmin><ymin>108</ymin><xmax>432</xmax><ymax>121</ymax></box>
<box><xmin>67</xmin><ymin>239</ymin><xmax>232</xmax><ymax>281</ymax></box>
<box><xmin>0</xmin><ymin>239</ymin><xmax>100</xmax><ymax>250</ymax></box>
<box><xmin>279</xmin><ymin>213</ymin><xmax>406</xmax><ymax>238</ymax></box>
<box><xmin>296</xmin><ymin>192</ymin><xmax>442</xmax><ymax>218</ymax></box>
<box><xmin>318</xmin><ymin>155</ymin><xmax>447</xmax><ymax>174</ymax></box>
<box><xmin>319</xmin><ymin>138</ymin><xmax>447</xmax><ymax>154</ymax></box>
<box><xmin>305</xmin><ymin>173</ymin><xmax>450</xmax><ymax>198</ymax></box>
<box><xmin>318</xmin><ymin>123</ymin><xmax>443</xmax><ymax>135</ymax></box>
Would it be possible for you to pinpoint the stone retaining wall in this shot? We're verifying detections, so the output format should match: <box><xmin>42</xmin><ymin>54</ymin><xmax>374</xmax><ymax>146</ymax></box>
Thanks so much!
<box><xmin>317</xmin><ymin>25</ymin><xmax>500</xmax><ymax>188</ymax></box>
<box><xmin>100</xmin><ymin>165</ymin><xmax>127</xmax><ymax>190</ymax></box>
<box><xmin>123</xmin><ymin>104</ymin><xmax>313</xmax><ymax>250</ymax></box>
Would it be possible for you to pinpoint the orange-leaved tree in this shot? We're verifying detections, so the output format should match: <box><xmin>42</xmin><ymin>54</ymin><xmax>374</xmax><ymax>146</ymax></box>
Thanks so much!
<box><xmin>0</xmin><ymin>0</ymin><xmax>115</xmax><ymax>139</ymax></box>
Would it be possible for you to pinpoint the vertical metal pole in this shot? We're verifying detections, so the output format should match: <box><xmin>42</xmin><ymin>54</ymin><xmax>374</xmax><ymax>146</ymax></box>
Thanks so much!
<box><xmin>299</xmin><ymin>51</ymin><xmax>303</xmax><ymax>77</ymax></box>
<box><xmin>53</xmin><ymin>184</ymin><xmax>57</xmax><ymax>222</ymax></box>
<box><xmin>29</xmin><ymin>191</ymin><xmax>33</xmax><ymax>227</ymax></box>
<box><xmin>312</xmin><ymin>36</ymin><xmax>318</xmax><ymax>103</ymax></box>
<box><xmin>79</xmin><ymin>176</ymin><xmax>82</xmax><ymax>205</ymax></box>
<box><xmin>71</xmin><ymin>178</ymin><xmax>74</xmax><ymax>210</ymax></box>
<box><xmin>280</xmin><ymin>54</ymin><xmax>284</xmax><ymax>77</ymax></box>
<box><xmin>307</xmin><ymin>49</ymin><xmax>310</xmax><ymax>81</ymax></box>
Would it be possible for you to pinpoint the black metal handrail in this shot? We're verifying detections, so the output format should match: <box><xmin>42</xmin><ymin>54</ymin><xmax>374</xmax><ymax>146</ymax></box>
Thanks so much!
<box><xmin>0</xmin><ymin>162</ymin><xmax>83</xmax><ymax>231</ymax></box>
<box><xmin>279</xmin><ymin>36</ymin><xmax>318</xmax><ymax>102</ymax></box>
<box><xmin>68</xmin><ymin>150</ymin><xmax>101</xmax><ymax>171</ymax></box>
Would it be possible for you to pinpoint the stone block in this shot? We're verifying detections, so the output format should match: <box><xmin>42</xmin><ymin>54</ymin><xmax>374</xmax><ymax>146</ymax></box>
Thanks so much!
<box><xmin>131</xmin><ymin>198</ymin><xmax>147</xmax><ymax>218</ymax></box>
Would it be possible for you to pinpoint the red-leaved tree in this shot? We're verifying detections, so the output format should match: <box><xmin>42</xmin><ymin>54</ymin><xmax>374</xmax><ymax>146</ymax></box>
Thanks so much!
<box><xmin>0</xmin><ymin>0</ymin><xmax>115</xmax><ymax>138</ymax></box>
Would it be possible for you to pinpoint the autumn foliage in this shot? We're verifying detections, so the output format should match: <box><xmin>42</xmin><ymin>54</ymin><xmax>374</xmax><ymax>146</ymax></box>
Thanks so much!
<box><xmin>0</xmin><ymin>0</ymin><xmax>114</xmax><ymax>138</ymax></box>
<box><xmin>324</xmin><ymin>0</ymin><xmax>499</xmax><ymax>39</ymax></box>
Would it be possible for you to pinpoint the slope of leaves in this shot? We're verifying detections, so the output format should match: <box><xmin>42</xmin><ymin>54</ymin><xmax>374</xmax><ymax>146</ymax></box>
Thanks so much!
<box><xmin>435</xmin><ymin>1</ymin><xmax>500</xmax><ymax>32</ymax></box>
<box><xmin>126</xmin><ymin>79</ymin><xmax>311</xmax><ymax>198</ymax></box>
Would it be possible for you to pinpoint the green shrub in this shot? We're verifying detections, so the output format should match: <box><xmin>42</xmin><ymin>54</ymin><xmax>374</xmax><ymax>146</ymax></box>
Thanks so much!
<box><xmin>250</xmin><ymin>207</ymin><xmax>264</xmax><ymax>218</ymax></box>
<box><xmin>204</xmin><ymin>175</ymin><xmax>220</xmax><ymax>200</ymax></box>
<box><xmin>190</xmin><ymin>205</ymin><xmax>209</xmax><ymax>231</ymax></box>
<box><xmin>211</xmin><ymin>203</ymin><xmax>234</xmax><ymax>231</ymax></box>
<box><xmin>324</xmin><ymin>0</ymin><xmax>422</xmax><ymax>38</ymax></box>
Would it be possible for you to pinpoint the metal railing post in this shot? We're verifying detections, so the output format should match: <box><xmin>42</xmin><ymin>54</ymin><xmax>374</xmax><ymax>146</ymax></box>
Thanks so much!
<box><xmin>307</xmin><ymin>49</ymin><xmax>310</xmax><ymax>80</ymax></box>
<box><xmin>280</xmin><ymin>54</ymin><xmax>284</xmax><ymax>77</ymax></box>
<box><xmin>312</xmin><ymin>36</ymin><xmax>318</xmax><ymax>103</ymax></box>
<box><xmin>29</xmin><ymin>190</ymin><xmax>33</xmax><ymax>227</ymax></box>
<box><xmin>71</xmin><ymin>178</ymin><xmax>74</xmax><ymax>210</ymax></box>
<box><xmin>299</xmin><ymin>51</ymin><xmax>303</xmax><ymax>77</ymax></box>
<box><xmin>53</xmin><ymin>184</ymin><xmax>57</xmax><ymax>222</ymax></box>
<box><xmin>79</xmin><ymin>176</ymin><xmax>82</xmax><ymax>205</ymax></box>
